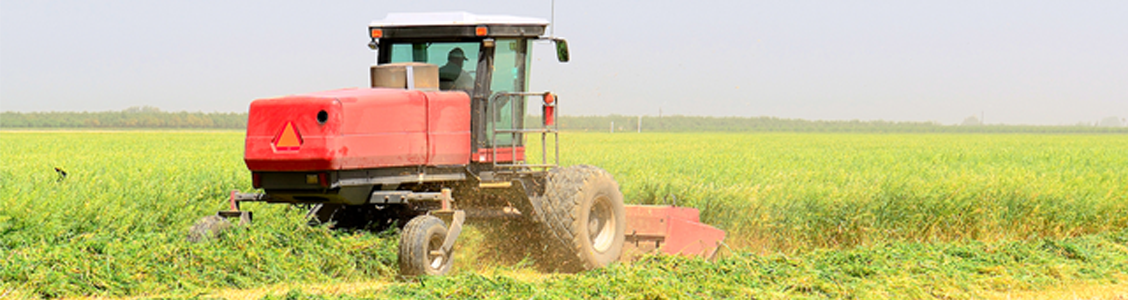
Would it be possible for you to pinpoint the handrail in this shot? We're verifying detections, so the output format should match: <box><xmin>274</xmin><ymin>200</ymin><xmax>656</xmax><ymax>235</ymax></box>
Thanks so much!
<box><xmin>486</xmin><ymin>91</ymin><xmax>559</xmax><ymax>173</ymax></box>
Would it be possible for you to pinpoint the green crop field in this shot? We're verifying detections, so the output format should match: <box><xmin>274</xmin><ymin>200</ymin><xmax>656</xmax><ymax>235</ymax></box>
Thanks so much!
<box><xmin>2</xmin><ymin>130</ymin><xmax>1127</xmax><ymax>299</ymax></box>
<box><xmin>535</xmin><ymin>133</ymin><xmax>1128</xmax><ymax>251</ymax></box>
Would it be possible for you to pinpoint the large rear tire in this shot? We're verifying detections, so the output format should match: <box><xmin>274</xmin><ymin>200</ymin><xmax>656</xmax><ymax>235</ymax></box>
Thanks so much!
<box><xmin>398</xmin><ymin>215</ymin><xmax>453</xmax><ymax>276</ymax></box>
<box><xmin>537</xmin><ymin>165</ymin><xmax>626</xmax><ymax>272</ymax></box>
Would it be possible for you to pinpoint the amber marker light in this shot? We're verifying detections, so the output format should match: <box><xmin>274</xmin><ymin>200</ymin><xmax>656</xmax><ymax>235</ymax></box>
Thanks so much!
<box><xmin>370</xmin><ymin>28</ymin><xmax>383</xmax><ymax>38</ymax></box>
<box><xmin>475</xmin><ymin>26</ymin><xmax>488</xmax><ymax>36</ymax></box>
<box><xmin>543</xmin><ymin>93</ymin><xmax>556</xmax><ymax>126</ymax></box>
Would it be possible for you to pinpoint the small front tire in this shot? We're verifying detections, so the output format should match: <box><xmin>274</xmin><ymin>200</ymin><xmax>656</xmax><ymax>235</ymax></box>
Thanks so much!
<box><xmin>187</xmin><ymin>215</ymin><xmax>232</xmax><ymax>242</ymax></box>
<box><xmin>398</xmin><ymin>215</ymin><xmax>453</xmax><ymax>276</ymax></box>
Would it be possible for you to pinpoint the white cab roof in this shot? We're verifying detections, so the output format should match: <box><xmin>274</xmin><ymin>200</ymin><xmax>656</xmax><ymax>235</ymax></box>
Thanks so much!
<box><xmin>370</xmin><ymin>12</ymin><xmax>549</xmax><ymax>27</ymax></box>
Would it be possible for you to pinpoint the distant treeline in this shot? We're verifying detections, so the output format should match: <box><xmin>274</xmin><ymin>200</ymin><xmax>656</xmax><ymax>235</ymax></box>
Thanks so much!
<box><xmin>529</xmin><ymin>115</ymin><xmax>1128</xmax><ymax>134</ymax></box>
<box><xmin>1</xmin><ymin>106</ymin><xmax>246</xmax><ymax>129</ymax></box>
<box><xmin>4</xmin><ymin>109</ymin><xmax>1127</xmax><ymax>133</ymax></box>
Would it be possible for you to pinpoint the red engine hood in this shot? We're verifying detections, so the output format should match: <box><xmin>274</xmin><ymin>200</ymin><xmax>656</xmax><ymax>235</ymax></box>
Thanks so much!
<box><xmin>244</xmin><ymin>88</ymin><xmax>470</xmax><ymax>171</ymax></box>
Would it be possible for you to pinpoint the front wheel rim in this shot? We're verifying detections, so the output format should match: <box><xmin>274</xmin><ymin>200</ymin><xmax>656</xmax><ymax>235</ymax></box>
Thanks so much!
<box><xmin>426</xmin><ymin>233</ymin><xmax>446</xmax><ymax>272</ymax></box>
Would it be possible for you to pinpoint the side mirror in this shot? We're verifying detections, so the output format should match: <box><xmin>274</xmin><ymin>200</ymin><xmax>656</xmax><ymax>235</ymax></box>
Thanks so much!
<box><xmin>554</xmin><ymin>38</ymin><xmax>570</xmax><ymax>63</ymax></box>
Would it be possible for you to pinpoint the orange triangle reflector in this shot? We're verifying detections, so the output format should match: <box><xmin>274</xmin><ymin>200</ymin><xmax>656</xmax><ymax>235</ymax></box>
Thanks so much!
<box><xmin>274</xmin><ymin>122</ymin><xmax>302</xmax><ymax>151</ymax></box>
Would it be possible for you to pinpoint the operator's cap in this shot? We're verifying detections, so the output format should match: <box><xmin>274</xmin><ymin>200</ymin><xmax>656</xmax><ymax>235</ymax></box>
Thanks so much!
<box><xmin>449</xmin><ymin>48</ymin><xmax>468</xmax><ymax>61</ymax></box>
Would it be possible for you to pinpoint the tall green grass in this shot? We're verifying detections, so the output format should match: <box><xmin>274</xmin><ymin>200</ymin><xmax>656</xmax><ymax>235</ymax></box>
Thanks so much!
<box><xmin>530</xmin><ymin>133</ymin><xmax>1128</xmax><ymax>252</ymax></box>
<box><xmin>2</xmin><ymin>131</ymin><xmax>1126</xmax><ymax>298</ymax></box>
<box><xmin>0</xmin><ymin>132</ymin><xmax>395</xmax><ymax>298</ymax></box>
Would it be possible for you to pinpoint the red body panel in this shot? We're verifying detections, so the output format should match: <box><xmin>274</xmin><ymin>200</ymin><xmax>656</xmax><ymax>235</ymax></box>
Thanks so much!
<box><xmin>429</xmin><ymin>95</ymin><xmax>473</xmax><ymax>165</ymax></box>
<box><xmin>244</xmin><ymin>88</ymin><xmax>471</xmax><ymax>171</ymax></box>
<box><xmin>474</xmin><ymin>147</ymin><xmax>525</xmax><ymax>163</ymax></box>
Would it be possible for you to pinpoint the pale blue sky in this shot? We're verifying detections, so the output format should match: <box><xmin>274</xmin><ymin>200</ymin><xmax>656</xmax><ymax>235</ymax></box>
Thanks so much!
<box><xmin>2</xmin><ymin>0</ymin><xmax>1125</xmax><ymax>125</ymax></box>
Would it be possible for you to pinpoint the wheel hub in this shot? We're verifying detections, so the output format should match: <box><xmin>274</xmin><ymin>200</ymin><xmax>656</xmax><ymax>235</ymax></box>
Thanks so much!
<box><xmin>589</xmin><ymin>195</ymin><xmax>616</xmax><ymax>253</ymax></box>
<box><xmin>427</xmin><ymin>234</ymin><xmax>446</xmax><ymax>271</ymax></box>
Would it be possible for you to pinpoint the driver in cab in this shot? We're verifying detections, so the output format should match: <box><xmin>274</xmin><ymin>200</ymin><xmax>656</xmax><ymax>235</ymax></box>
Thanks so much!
<box><xmin>439</xmin><ymin>48</ymin><xmax>474</xmax><ymax>93</ymax></box>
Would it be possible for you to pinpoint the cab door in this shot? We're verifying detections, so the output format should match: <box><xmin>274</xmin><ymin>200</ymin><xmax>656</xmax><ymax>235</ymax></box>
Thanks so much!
<box><xmin>475</xmin><ymin>38</ymin><xmax>531</xmax><ymax>163</ymax></box>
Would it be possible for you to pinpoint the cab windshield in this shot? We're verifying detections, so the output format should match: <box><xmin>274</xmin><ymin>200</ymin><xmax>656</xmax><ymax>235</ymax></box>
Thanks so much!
<box><xmin>385</xmin><ymin>39</ymin><xmax>531</xmax><ymax>147</ymax></box>
<box><xmin>387</xmin><ymin>42</ymin><xmax>479</xmax><ymax>93</ymax></box>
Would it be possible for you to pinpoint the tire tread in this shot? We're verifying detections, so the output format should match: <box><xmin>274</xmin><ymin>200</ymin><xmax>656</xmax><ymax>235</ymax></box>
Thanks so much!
<box><xmin>537</xmin><ymin>165</ymin><xmax>623</xmax><ymax>272</ymax></box>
